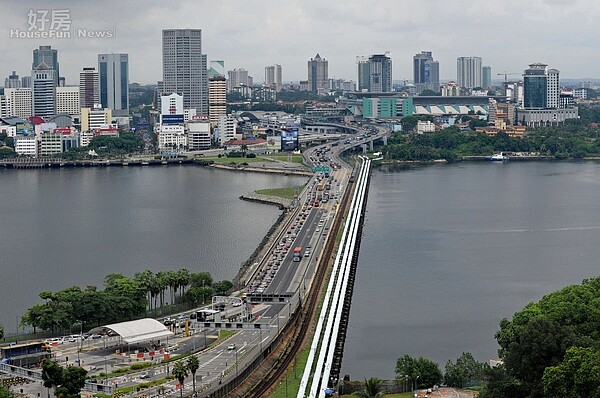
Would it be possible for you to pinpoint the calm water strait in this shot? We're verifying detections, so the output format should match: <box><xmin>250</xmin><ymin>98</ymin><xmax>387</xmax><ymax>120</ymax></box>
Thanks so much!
<box><xmin>341</xmin><ymin>161</ymin><xmax>600</xmax><ymax>379</ymax></box>
<box><xmin>1</xmin><ymin>162</ymin><xmax>599</xmax><ymax>381</ymax></box>
<box><xmin>0</xmin><ymin>166</ymin><xmax>307</xmax><ymax>333</ymax></box>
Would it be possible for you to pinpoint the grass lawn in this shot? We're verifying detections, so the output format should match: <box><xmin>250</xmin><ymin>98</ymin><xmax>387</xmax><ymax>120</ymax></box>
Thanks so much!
<box><xmin>261</xmin><ymin>154</ymin><xmax>305</xmax><ymax>163</ymax></box>
<box><xmin>201</xmin><ymin>156</ymin><xmax>265</xmax><ymax>164</ymax></box>
<box><xmin>266</xmin><ymin>347</ymin><xmax>310</xmax><ymax>398</ymax></box>
<box><xmin>256</xmin><ymin>187</ymin><xmax>302</xmax><ymax>200</ymax></box>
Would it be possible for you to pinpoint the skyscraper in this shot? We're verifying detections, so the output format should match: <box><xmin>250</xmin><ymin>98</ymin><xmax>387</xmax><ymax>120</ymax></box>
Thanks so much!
<box><xmin>482</xmin><ymin>66</ymin><xmax>492</xmax><ymax>89</ymax></box>
<box><xmin>209</xmin><ymin>75</ymin><xmax>227</xmax><ymax>127</ymax></box>
<box><xmin>368</xmin><ymin>54</ymin><xmax>393</xmax><ymax>92</ymax></box>
<box><xmin>98</xmin><ymin>53</ymin><xmax>129</xmax><ymax>115</ymax></box>
<box><xmin>308</xmin><ymin>54</ymin><xmax>328</xmax><ymax>94</ymax></box>
<box><xmin>5</xmin><ymin>71</ymin><xmax>21</xmax><ymax>88</ymax></box>
<box><xmin>79</xmin><ymin>67</ymin><xmax>99</xmax><ymax>109</ymax></box>
<box><xmin>162</xmin><ymin>29</ymin><xmax>208</xmax><ymax>116</ymax></box>
<box><xmin>413</xmin><ymin>51</ymin><xmax>439</xmax><ymax>93</ymax></box>
<box><xmin>357</xmin><ymin>56</ymin><xmax>370</xmax><ymax>91</ymax></box>
<box><xmin>31</xmin><ymin>66</ymin><xmax>57</xmax><ymax>118</ymax></box>
<box><xmin>522</xmin><ymin>63</ymin><xmax>561</xmax><ymax>109</ymax></box>
<box><xmin>265</xmin><ymin>64</ymin><xmax>282</xmax><ymax>92</ymax></box>
<box><xmin>33</xmin><ymin>46</ymin><xmax>59</xmax><ymax>87</ymax></box>
<box><xmin>227</xmin><ymin>69</ymin><xmax>250</xmax><ymax>92</ymax></box>
<box><xmin>457</xmin><ymin>56</ymin><xmax>482</xmax><ymax>89</ymax></box>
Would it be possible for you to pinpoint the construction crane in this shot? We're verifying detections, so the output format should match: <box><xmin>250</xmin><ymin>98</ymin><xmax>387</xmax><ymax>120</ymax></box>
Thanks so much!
<box><xmin>497</xmin><ymin>72</ymin><xmax>521</xmax><ymax>82</ymax></box>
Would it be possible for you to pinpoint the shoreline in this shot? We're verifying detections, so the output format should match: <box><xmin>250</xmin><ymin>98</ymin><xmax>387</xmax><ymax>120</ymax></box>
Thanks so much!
<box><xmin>377</xmin><ymin>155</ymin><xmax>600</xmax><ymax>165</ymax></box>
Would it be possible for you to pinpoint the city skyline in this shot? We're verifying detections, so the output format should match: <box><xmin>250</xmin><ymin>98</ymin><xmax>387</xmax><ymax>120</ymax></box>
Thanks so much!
<box><xmin>2</xmin><ymin>1</ymin><xmax>600</xmax><ymax>86</ymax></box>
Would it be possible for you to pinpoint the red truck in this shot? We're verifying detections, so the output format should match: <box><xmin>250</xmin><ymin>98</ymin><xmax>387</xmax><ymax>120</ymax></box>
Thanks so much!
<box><xmin>293</xmin><ymin>246</ymin><xmax>302</xmax><ymax>262</ymax></box>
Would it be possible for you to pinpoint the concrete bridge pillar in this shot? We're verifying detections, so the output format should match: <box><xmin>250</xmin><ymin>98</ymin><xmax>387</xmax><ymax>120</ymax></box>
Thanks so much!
<box><xmin>369</xmin><ymin>140</ymin><xmax>374</xmax><ymax>151</ymax></box>
<box><xmin>361</xmin><ymin>144</ymin><xmax>367</xmax><ymax>153</ymax></box>
<box><xmin>382</xmin><ymin>135</ymin><xmax>388</xmax><ymax>146</ymax></box>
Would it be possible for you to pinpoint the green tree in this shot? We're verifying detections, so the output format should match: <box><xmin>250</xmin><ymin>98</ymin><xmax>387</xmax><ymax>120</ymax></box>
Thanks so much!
<box><xmin>187</xmin><ymin>355</ymin><xmax>200</xmax><ymax>395</ymax></box>
<box><xmin>172</xmin><ymin>361</ymin><xmax>189</xmax><ymax>398</ymax></box>
<box><xmin>190</xmin><ymin>272</ymin><xmax>213</xmax><ymax>289</ymax></box>
<box><xmin>444</xmin><ymin>352</ymin><xmax>486</xmax><ymax>388</ymax></box>
<box><xmin>353</xmin><ymin>378</ymin><xmax>384</xmax><ymax>398</ymax></box>
<box><xmin>395</xmin><ymin>354</ymin><xmax>442</xmax><ymax>389</ymax></box>
<box><xmin>0</xmin><ymin>385</ymin><xmax>10</xmax><ymax>398</ymax></box>
<box><xmin>42</xmin><ymin>359</ymin><xmax>65</xmax><ymax>391</ymax></box>
<box><xmin>212</xmin><ymin>280</ymin><xmax>233</xmax><ymax>295</ymax></box>
<box><xmin>55</xmin><ymin>366</ymin><xmax>87</xmax><ymax>398</ymax></box>
<box><xmin>0</xmin><ymin>323</ymin><xmax>3</xmax><ymax>339</ymax></box>
<box><xmin>542</xmin><ymin>346</ymin><xmax>600</xmax><ymax>398</ymax></box>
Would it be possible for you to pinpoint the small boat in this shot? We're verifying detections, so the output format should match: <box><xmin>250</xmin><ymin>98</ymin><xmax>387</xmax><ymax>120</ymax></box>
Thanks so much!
<box><xmin>487</xmin><ymin>152</ymin><xmax>509</xmax><ymax>161</ymax></box>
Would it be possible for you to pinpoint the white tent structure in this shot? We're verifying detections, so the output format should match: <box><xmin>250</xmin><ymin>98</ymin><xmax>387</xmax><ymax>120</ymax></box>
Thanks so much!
<box><xmin>91</xmin><ymin>318</ymin><xmax>174</xmax><ymax>345</ymax></box>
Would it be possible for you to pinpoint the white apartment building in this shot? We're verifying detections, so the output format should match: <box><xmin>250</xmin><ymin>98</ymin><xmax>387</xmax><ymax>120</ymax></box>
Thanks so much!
<box><xmin>80</xmin><ymin>130</ymin><xmax>95</xmax><ymax>147</ymax></box>
<box><xmin>14</xmin><ymin>135</ymin><xmax>38</xmax><ymax>156</ymax></box>
<box><xmin>56</xmin><ymin>87</ymin><xmax>80</xmax><ymax>115</ymax></box>
<box><xmin>218</xmin><ymin>114</ymin><xmax>238</xmax><ymax>146</ymax></box>
<box><xmin>158</xmin><ymin>124</ymin><xmax>187</xmax><ymax>152</ymax></box>
<box><xmin>187</xmin><ymin>119</ymin><xmax>211</xmax><ymax>150</ymax></box>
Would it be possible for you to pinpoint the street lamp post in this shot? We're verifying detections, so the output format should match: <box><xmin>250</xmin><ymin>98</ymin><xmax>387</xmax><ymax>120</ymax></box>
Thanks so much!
<box><xmin>413</xmin><ymin>375</ymin><xmax>420</xmax><ymax>397</ymax></box>
<box><xmin>235</xmin><ymin>349</ymin><xmax>238</xmax><ymax>380</ymax></box>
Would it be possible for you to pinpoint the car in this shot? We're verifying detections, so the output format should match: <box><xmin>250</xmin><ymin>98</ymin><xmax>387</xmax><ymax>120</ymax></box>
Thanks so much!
<box><xmin>44</xmin><ymin>337</ymin><xmax>64</xmax><ymax>345</ymax></box>
<box><xmin>232</xmin><ymin>302</ymin><xmax>242</xmax><ymax>307</ymax></box>
<box><xmin>227</xmin><ymin>343</ymin><xmax>236</xmax><ymax>350</ymax></box>
<box><xmin>139</xmin><ymin>372</ymin><xmax>149</xmax><ymax>379</ymax></box>
<box><xmin>89</xmin><ymin>334</ymin><xmax>102</xmax><ymax>339</ymax></box>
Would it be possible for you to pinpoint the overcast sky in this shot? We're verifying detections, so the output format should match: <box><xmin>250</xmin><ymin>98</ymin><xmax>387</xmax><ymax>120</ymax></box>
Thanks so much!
<box><xmin>2</xmin><ymin>0</ymin><xmax>599</xmax><ymax>86</ymax></box>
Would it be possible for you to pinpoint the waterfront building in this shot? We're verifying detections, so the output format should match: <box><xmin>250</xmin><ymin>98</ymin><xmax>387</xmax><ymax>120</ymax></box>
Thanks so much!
<box><xmin>56</xmin><ymin>87</ymin><xmax>80</xmax><ymax>116</ymax></box>
<box><xmin>519</xmin><ymin>63</ymin><xmax>577</xmax><ymax>127</ymax></box>
<box><xmin>98</xmin><ymin>53</ymin><xmax>129</xmax><ymax>116</ymax></box>
<box><xmin>482</xmin><ymin>66</ymin><xmax>492</xmax><ymax>89</ymax></box>
<box><xmin>187</xmin><ymin>119</ymin><xmax>212</xmax><ymax>150</ymax></box>
<box><xmin>32</xmin><ymin>66</ymin><xmax>57</xmax><ymax>119</ymax></box>
<box><xmin>32</xmin><ymin>46</ymin><xmax>60</xmax><ymax>87</ymax></box>
<box><xmin>308</xmin><ymin>54</ymin><xmax>328</xmax><ymax>95</ymax></box>
<box><xmin>40</xmin><ymin>130</ymin><xmax>63</xmax><ymax>156</ymax></box>
<box><xmin>218</xmin><ymin>114</ymin><xmax>238</xmax><ymax>146</ymax></box>
<box><xmin>80</xmin><ymin>107</ymin><xmax>112</xmax><ymax>132</ymax></box>
<box><xmin>265</xmin><ymin>64</ymin><xmax>282</xmax><ymax>92</ymax></box>
<box><xmin>209</xmin><ymin>75</ymin><xmax>227</xmax><ymax>127</ymax></box>
<box><xmin>161</xmin><ymin>93</ymin><xmax>184</xmax><ymax>116</ymax></box>
<box><xmin>79</xmin><ymin>67</ymin><xmax>99</xmax><ymax>109</ymax></box>
<box><xmin>14</xmin><ymin>134</ymin><xmax>38</xmax><ymax>156</ymax></box>
<box><xmin>162</xmin><ymin>29</ymin><xmax>208</xmax><ymax>116</ymax></box>
<box><xmin>5</xmin><ymin>71</ymin><xmax>21</xmax><ymax>88</ymax></box>
<box><xmin>457</xmin><ymin>56</ymin><xmax>482</xmax><ymax>89</ymax></box>
<box><xmin>157</xmin><ymin>124</ymin><xmax>186</xmax><ymax>152</ymax></box>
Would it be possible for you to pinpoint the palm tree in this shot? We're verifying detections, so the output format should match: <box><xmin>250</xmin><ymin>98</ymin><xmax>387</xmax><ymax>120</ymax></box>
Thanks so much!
<box><xmin>172</xmin><ymin>361</ymin><xmax>189</xmax><ymax>398</ymax></box>
<box><xmin>353</xmin><ymin>378</ymin><xmax>384</xmax><ymax>398</ymax></box>
<box><xmin>187</xmin><ymin>355</ymin><xmax>199</xmax><ymax>396</ymax></box>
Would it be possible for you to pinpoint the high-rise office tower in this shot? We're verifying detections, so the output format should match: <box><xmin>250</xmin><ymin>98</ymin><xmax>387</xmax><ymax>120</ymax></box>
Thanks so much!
<box><xmin>162</xmin><ymin>29</ymin><xmax>208</xmax><ymax>116</ymax></box>
<box><xmin>98</xmin><ymin>53</ymin><xmax>129</xmax><ymax>116</ymax></box>
<box><xmin>308</xmin><ymin>54</ymin><xmax>328</xmax><ymax>94</ymax></box>
<box><xmin>482</xmin><ymin>66</ymin><xmax>492</xmax><ymax>89</ymax></box>
<box><xmin>209</xmin><ymin>75</ymin><xmax>227</xmax><ymax>127</ymax></box>
<box><xmin>79</xmin><ymin>67</ymin><xmax>99</xmax><ymax>109</ymax></box>
<box><xmin>265</xmin><ymin>64</ymin><xmax>282</xmax><ymax>92</ymax></box>
<box><xmin>368</xmin><ymin>54</ymin><xmax>393</xmax><ymax>92</ymax></box>
<box><xmin>33</xmin><ymin>46</ymin><xmax>59</xmax><ymax>87</ymax></box>
<box><xmin>522</xmin><ymin>63</ymin><xmax>560</xmax><ymax>109</ymax></box>
<box><xmin>413</xmin><ymin>51</ymin><xmax>439</xmax><ymax>93</ymax></box>
<box><xmin>5</xmin><ymin>71</ymin><xmax>21</xmax><ymax>88</ymax></box>
<box><xmin>21</xmin><ymin>76</ymin><xmax>31</xmax><ymax>88</ymax></box>
<box><xmin>31</xmin><ymin>66</ymin><xmax>57</xmax><ymax>118</ymax></box>
<box><xmin>457</xmin><ymin>56</ymin><xmax>482</xmax><ymax>89</ymax></box>
<box><xmin>357</xmin><ymin>56</ymin><xmax>370</xmax><ymax>92</ymax></box>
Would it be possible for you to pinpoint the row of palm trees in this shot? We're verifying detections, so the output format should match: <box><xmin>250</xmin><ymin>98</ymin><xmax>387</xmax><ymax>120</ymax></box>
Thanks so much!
<box><xmin>133</xmin><ymin>268</ymin><xmax>211</xmax><ymax>310</ymax></box>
